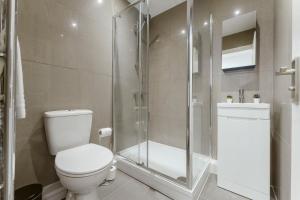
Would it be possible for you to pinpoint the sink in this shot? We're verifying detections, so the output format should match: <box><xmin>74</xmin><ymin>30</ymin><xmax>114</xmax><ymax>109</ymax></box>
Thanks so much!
<box><xmin>218</xmin><ymin>103</ymin><xmax>270</xmax><ymax>109</ymax></box>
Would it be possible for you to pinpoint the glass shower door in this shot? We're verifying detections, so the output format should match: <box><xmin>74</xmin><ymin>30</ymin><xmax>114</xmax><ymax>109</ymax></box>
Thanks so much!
<box><xmin>191</xmin><ymin>0</ymin><xmax>212</xmax><ymax>185</ymax></box>
<box><xmin>113</xmin><ymin>1</ymin><xmax>148</xmax><ymax>166</ymax></box>
<box><xmin>147</xmin><ymin>1</ymin><xmax>188</xmax><ymax>184</ymax></box>
<box><xmin>113</xmin><ymin>0</ymin><xmax>212</xmax><ymax>190</ymax></box>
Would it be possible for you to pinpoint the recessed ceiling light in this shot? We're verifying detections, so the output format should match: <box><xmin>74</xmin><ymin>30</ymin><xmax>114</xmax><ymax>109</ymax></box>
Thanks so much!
<box><xmin>60</xmin><ymin>33</ymin><xmax>64</xmax><ymax>38</ymax></box>
<box><xmin>181</xmin><ymin>29</ymin><xmax>186</xmax><ymax>34</ymax></box>
<box><xmin>203</xmin><ymin>21</ymin><xmax>208</xmax><ymax>26</ymax></box>
<box><xmin>97</xmin><ymin>0</ymin><xmax>103</xmax><ymax>4</ymax></box>
<box><xmin>234</xmin><ymin>10</ymin><xmax>241</xmax><ymax>16</ymax></box>
<box><xmin>71</xmin><ymin>22</ymin><xmax>77</xmax><ymax>28</ymax></box>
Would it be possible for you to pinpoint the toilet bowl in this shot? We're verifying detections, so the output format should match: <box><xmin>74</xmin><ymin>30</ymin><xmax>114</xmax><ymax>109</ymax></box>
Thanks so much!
<box><xmin>43</xmin><ymin>110</ymin><xmax>114</xmax><ymax>200</ymax></box>
<box><xmin>55</xmin><ymin>144</ymin><xmax>113</xmax><ymax>200</ymax></box>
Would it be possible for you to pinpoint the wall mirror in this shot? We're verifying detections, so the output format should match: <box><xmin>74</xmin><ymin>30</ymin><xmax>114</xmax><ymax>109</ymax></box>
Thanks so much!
<box><xmin>222</xmin><ymin>11</ymin><xmax>257</xmax><ymax>71</ymax></box>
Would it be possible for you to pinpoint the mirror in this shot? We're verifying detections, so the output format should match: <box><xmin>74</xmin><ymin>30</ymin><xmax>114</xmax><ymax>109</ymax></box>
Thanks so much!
<box><xmin>222</xmin><ymin>11</ymin><xmax>257</xmax><ymax>71</ymax></box>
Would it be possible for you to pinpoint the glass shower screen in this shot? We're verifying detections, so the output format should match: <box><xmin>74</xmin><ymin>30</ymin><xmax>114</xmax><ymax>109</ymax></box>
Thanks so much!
<box><xmin>113</xmin><ymin>0</ymin><xmax>212</xmax><ymax>188</ymax></box>
<box><xmin>113</xmin><ymin>1</ymin><xmax>148</xmax><ymax>166</ymax></box>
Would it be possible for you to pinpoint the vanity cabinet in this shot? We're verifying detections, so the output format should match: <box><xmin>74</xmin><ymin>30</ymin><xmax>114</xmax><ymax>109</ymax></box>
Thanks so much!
<box><xmin>217</xmin><ymin>103</ymin><xmax>270</xmax><ymax>200</ymax></box>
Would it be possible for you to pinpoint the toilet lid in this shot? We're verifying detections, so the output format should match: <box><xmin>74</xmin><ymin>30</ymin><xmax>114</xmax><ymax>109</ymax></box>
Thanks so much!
<box><xmin>55</xmin><ymin>144</ymin><xmax>113</xmax><ymax>175</ymax></box>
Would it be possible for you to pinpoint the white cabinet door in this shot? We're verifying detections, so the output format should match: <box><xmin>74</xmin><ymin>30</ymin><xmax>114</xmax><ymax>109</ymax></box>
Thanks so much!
<box><xmin>218</xmin><ymin>116</ymin><xmax>270</xmax><ymax>200</ymax></box>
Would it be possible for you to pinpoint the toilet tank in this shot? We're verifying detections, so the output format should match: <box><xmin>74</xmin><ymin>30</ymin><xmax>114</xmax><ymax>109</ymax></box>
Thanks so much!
<box><xmin>44</xmin><ymin>109</ymin><xmax>93</xmax><ymax>155</ymax></box>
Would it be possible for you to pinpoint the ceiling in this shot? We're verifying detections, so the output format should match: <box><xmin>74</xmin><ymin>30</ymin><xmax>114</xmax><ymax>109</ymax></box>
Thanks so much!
<box><xmin>222</xmin><ymin>11</ymin><xmax>257</xmax><ymax>37</ymax></box>
<box><xmin>128</xmin><ymin>0</ymin><xmax>186</xmax><ymax>17</ymax></box>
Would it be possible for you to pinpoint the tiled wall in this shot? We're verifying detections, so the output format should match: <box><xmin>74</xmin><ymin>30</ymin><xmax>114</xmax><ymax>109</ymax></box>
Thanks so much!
<box><xmin>16</xmin><ymin>0</ymin><xmax>115</xmax><ymax>188</ymax></box>
<box><xmin>211</xmin><ymin>0</ymin><xmax>274</xmax><ymax>158</ymax></box>
<box><xmin>273</xmin><ymin>0</ymin><xmax>292</xmax><ymax>198</ymax></box>
<box><xmin>15</xmin><ymin>0</ymin><xmax>276</xmax><ymax>189</ymax></box>
<box><xmin>148</xmin><ymin>3</ymin><xmax>187</xmax><ymax>149</ymax></box>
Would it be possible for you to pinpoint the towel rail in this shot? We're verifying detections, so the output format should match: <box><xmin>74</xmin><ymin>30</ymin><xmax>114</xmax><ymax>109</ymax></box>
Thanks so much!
<box><xmin>1</xmin><ymin>0</ymin><xmax>17</xmax><ymax>199</ymax></box>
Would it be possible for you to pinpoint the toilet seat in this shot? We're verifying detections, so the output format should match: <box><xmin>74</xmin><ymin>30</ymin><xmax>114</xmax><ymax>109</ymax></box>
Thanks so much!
<box><xmin>55</xmin><ymin>144</ymin><xmax>113</xmax><ymax>178</ymax></box>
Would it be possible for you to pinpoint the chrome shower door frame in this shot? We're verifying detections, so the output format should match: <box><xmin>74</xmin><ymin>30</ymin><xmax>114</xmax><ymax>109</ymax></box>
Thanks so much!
<box><xmin>112</xmin><ymin>0</ymin><xmax>148</xmax><ymax>166</ymax></box>
<box><xmin>112</xmin><ymin>0</ymin><xmax>210</xmax><ymax>191</ymax></box>
<box><xmin>186</xmin><ymin>0</ymin><xmax>194</xmax><ymax>189</ymax></box>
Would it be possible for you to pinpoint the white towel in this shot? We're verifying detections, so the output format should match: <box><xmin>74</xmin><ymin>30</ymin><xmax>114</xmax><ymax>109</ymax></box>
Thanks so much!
<box><xmin>16</xmin><ymin>38</ymin><xmax>26</xmax><ymax>119</ymax></box>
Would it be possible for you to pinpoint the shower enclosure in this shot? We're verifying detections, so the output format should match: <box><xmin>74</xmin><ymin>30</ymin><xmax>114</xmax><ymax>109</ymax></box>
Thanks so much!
<box><xmin>113</xmin><ymin>0</ymin><xmax>212</xmax><ymax>199</ymax></box>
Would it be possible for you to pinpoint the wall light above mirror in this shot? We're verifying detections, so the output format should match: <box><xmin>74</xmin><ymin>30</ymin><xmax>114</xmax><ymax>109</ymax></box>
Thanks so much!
<box><xmin>222</xmin><ymin>11</ymin><xmax>257</xmax><ymax>72</ymax></box>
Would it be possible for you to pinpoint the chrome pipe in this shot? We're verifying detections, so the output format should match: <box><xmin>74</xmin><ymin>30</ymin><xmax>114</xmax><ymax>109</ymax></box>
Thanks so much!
<box><xmin>145</xmin><ymin>0</ymin><xmax>149</xmax><ymax>169</ymax></box>
<box><xmin>137</xmin><ymin>2</ymin><xmax>142</xmax><ymax>165</ymax></box>
<box><xmin>112</xmin><ymin>16</ymin><xmax>117</xmax><ymax>154</ymax></box>
<box><xmin>3</xmin><ymin>0</ymin><xmax>17</xmax><ymax>199</ymax></box>
<box><xmin>186</xmin><ymin>0</ymin><xmax>194</xmax><ymax>189</ymax></box>
<box><xmin>209</xmin><ymin>13</ymin><xmax>214</xmax><ymax>158</ymax></box>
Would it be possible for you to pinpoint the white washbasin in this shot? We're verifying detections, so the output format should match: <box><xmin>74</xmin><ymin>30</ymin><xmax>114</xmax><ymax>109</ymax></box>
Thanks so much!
<box><xmin>218</xmin><ymin>103</ymin><xmax>270</xmax><ymax>109</ymax></box>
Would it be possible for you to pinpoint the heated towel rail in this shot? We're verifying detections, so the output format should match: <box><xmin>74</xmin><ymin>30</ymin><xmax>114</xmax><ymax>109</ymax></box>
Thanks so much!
<box><xmin>0</xmin><ymin>0</ymin><xmax>17</xmax><ymax>199</ymax></box>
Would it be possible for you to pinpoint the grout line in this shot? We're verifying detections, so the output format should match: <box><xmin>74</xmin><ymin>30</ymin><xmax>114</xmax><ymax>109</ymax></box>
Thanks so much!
<box><xmin>22</xmin><ymin>59</ymin><xmax>79</xmax><ymax>70</ymax></box>
<box><xmin>273</xmin><ymin>131</ymin><xmax>291</xmax><ymax>146</ymax></box>
<box><xmin>22</xmin><ymin>59</ymin><xmax>113</xmax><ymax>77</ymax></box>
<box><xmin>100</xmin><ymin>171</ymin><xmax>132</xmax><ymax>200</ymax></box>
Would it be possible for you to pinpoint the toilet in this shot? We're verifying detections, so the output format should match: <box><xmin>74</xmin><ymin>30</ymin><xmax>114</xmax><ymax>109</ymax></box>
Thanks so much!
<box><xmin>44</xmin><ymin>110</ymin><xmax>113</xmax><ymax>200</ymax></box>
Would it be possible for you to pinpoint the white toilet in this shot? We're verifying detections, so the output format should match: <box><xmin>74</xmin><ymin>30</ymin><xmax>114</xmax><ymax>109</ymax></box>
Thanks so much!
<box><xmin>44</xmin><ymin>109</ymin><xmax>113</xmax><ymax>200</ymax></box>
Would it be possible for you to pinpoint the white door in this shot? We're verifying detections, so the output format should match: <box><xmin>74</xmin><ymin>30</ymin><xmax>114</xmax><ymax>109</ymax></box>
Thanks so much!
<box><xmin>291</xmin><ymin>0</ymin><xmax>300</xmax><ymax>199</ymax></box>
<box><xmin>274</xmin><ymin>0</ymin><xmax>300</xmax><ymax>199</ymax></box>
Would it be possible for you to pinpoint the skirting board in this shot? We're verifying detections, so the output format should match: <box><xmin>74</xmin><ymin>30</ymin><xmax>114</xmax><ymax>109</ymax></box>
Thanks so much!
<box><xmin>209</xmin><ymin>159</ymin><xmax>218</xmax><ymax>175</ymax></box>
<box><xmin>42</xmin><ymin>181</ymin><xmax>66</xmax><ymax>200</ymax></box>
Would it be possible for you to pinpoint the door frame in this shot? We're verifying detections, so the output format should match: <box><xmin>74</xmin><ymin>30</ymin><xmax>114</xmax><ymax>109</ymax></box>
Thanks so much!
<box><xmin>291</xmin><ymin>0</ymin><xmax>300</xmax><ymax>199</ymax></box>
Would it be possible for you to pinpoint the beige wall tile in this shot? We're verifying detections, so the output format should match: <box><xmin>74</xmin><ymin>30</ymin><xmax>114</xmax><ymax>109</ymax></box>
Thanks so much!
<box><xmin>211</xmin><ymin>0</ymin><xmax>274</xmax><ymax>158</ymax></box>
<box><xmin>148</xmin><ymin>3</ymin><xmax>187</xmax><ymax>149</ymax></box>
<box><xmin>273</xmin><ymin>0</ymin><xmax>293</xmax><ymax>198</ymax></box>
<box><xmin>16</xmin><ymin>0</ymin><xmax>114</xmax><ymax>188</ymax></box>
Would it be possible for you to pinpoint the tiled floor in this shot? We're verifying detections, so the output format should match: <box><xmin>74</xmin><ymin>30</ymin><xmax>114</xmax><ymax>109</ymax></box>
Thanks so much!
<box><xmin>96</xmin><ymin>170</ymin><xmax>249</xmax><ymax>200</ymax></box>
<box><xmin>198</xmin><ymin>175</ymin><xmax>249</xmax><ymax>200</ymax></box>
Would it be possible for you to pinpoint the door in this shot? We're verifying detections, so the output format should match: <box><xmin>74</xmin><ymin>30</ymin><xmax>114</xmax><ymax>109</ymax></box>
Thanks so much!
<box><xmin>274</xmin><ymin>0</ymin><xmax>300</xmax><ymax>199</ymax></box>
<box><xmin>112</xmin><ymin>1</ymin><xmax>148</xmax><ymax>165</ymax></box>
<box><xmin>291</xmin><ymin>0</ymin><xmax>300</xmax><ymax>199</ymax></box>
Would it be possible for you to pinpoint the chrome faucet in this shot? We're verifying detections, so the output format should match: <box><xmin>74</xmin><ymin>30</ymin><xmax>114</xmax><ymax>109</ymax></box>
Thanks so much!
<box><xmin>239</xmin><ymin>89</ymin><xmax>245</xmax><ymax>103</ymax></box>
